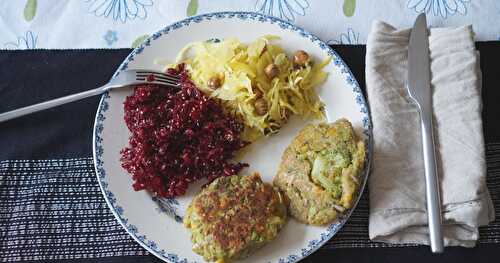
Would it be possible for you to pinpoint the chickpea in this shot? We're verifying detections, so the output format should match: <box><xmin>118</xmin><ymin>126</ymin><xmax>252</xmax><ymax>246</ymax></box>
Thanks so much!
<box><xmin>264</xmin><ymin>63</ymin><xmax>279</xmax><ymax>79</ymax></box>
<box><xmin>293</xmin><ymin>50</ymin><xmax>310</xmax><ymax>66</ymax></box>
<box><xmin>254</xmin><ymin>98</ymin><xmax>268</xmax><ymax>116</ymax></box>
<box><xmin>252</xmin><ymin>84</ymin><xmax>263</xmax><ymax>98</ymax></box>
<box><xmin>207</xmin><ymin>76</ymin><xmax>222</xmax><ymax>89</ymax></box>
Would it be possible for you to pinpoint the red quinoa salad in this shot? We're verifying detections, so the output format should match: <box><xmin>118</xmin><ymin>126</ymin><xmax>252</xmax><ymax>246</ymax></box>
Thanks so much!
<box><xmin>120</xmin><ymin>64</ymin><xmax>248</xmax><ymax>198</ymax></box>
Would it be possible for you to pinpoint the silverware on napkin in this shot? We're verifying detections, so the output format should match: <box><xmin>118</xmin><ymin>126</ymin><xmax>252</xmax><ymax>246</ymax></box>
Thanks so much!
<box><xmin>0</xmin><ymin>70</ymin><xmax>180</xmax><ymax>123</ymax></box>
<box><xmin>406</xmin><ymin>13</ymin><xmax>444</xmax><ymax>253</ymax></box>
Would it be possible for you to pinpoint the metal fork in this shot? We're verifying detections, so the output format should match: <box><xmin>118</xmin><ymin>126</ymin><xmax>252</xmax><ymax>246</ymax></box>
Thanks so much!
<box><xmin>0</xmin><ymin>70</ymin><xmax>180</xmax><ymax>123</ymax></box>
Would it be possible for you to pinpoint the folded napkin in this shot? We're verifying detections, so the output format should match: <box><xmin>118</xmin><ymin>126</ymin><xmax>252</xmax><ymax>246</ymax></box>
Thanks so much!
<box><xmin>366</xmin><ymin>21</ymin><xmax>495</xmax><ymax>247</ymax></box>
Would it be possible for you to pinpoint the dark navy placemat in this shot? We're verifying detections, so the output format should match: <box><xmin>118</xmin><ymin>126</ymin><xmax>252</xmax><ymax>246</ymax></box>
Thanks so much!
<box><xmin>0</xmin><ymin>158</ymin><xmax>148</xmax><ymax>261</ymax></box>
<box><xmin>1</xmin><ymin>44</ymin><xmax>499</xmax><ymax>263</ymax></box>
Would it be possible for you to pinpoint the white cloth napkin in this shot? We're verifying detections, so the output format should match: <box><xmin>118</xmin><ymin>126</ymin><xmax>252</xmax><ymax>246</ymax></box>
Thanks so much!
<box><xmin>366</xmin><ymin>21</ymin><xmax>495</xmax><ymax>247</ymax></box>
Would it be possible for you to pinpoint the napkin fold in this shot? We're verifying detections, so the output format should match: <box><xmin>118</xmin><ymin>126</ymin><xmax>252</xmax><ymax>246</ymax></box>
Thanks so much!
<box><xmin>366</xmin><ymin>21</ymin><xmax>495</xmax><ymax>247</ymax></box>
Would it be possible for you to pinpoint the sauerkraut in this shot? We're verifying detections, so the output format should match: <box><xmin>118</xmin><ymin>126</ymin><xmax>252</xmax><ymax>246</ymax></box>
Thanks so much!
<box><xmin>164</xmin><ymin>36</ymin><xmax>330</xmax><ymax>141</ymax></box>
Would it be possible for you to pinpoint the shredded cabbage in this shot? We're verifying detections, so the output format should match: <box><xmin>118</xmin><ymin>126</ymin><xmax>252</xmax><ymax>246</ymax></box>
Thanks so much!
<box><xmin>166</xmin><ymin>36</ymin><xmax>330</xmax><ymax>141</ymax></box>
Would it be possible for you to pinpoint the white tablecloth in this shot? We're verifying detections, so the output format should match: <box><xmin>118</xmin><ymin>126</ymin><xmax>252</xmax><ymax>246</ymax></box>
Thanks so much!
<box><xmin>1</xmin><ymin>0</ymin><xmax>499</xmax><ymax>49</ymax></box>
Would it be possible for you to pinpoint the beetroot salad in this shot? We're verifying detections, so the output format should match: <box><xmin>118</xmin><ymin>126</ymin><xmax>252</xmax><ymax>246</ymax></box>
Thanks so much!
<box><xmin>120</xmin><ymin>64</ymin><xmax>248</xmax><ymax>198</ymax></box>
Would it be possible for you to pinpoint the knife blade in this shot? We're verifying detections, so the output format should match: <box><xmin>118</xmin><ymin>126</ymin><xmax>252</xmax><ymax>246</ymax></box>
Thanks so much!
<box><xmin>407</xmin><ymin>13</ymin><xmax>444</xmax><ymax>253</ymax></box>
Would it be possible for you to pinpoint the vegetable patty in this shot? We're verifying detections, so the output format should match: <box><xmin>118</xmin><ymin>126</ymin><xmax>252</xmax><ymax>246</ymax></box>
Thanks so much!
<box><xmin>184</xmin><ymin>173</ymin><xmax>287</xmax><ymax>262</ymax></box>
<box><xmin>273</xmin><ymin>119</ymin><xmax>365</xmax><ymax>225</ymax></box>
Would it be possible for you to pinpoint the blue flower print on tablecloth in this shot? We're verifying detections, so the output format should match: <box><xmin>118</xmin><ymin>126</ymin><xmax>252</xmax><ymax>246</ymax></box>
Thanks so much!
<box><xmin>255</xmin><ymin>0</ymin><xmax>309</xmax><ymax>21</ymax></box>
<box><xmin>104</xmin><ymin>30</ymin><xmax>118</xmax><ymax>46</ymax></box>
<box><xmin>327</xmin><ymin>28</ymin><xmax>359</xmax><ymax>45</ymax></box>
<box><xmin>4</xmin><ymin>31</ymin><xmax>37</xmax><ymax>49</ymax></box>
<box><xmin>85</xmin><ymin>0</ymin><xmax>153</xmax><ymax>23</ymax></box>
<box><xmin>407</xmin><ymin>0</ymin><xmax>470</xmax><ymax>18</ymax></box>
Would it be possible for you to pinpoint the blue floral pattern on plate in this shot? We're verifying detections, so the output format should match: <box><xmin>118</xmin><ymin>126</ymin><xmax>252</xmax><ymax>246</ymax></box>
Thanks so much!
<box><xmin>152</xmin><ymin>196</ymin><xmax>183</xmax><ymax>223</ymax></box>
<box><xmin>85</xmin><ymin>0</ymin><xmax>153</xmax><ymax>23</ymax></box>
<box><xmin>407</xmin><ymin>0</ymin><xmax>471</xmax><ymax>18</ymax></box>
<box><xmin>255</xmin><ymin>0</ymin><xmax>309</xmax><ymax>21</ymax></box>
<box><xmin>93</xmin><ymin>11</ymin><xmax>372</xmax><ymax>263</ymax></box>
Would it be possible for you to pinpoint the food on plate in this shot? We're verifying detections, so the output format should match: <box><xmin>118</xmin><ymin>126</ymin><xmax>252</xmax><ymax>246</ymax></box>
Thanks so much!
<box><xmin>167</xmin><ymin>36</ymin><xmax>330</xmax><ymax>141</ymax></box>
<box><xmin>293</xmin><ymin>50</ymin><xmax>310</xmax><ymax>66</ymax></box>
<box><xmin>184</xmin><ymin>173</ymin><xmax>287</xmax><ymax>262</ymax></box>
<box><xmin>120</xmin><ymin>64</ymin><xmax>248</xmax><ymax>198</ymax></box>
<box><xmin>273</xmin><ymin>119</ymin><xmax>365</xmax><ymax>225</ymax></box>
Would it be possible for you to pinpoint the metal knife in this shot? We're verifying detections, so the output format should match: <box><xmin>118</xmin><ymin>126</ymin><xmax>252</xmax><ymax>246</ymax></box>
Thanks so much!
<box><xmin>407</xmin><ymin>13</ymin><xmax>444</xmax><ymax>253</ymax></box>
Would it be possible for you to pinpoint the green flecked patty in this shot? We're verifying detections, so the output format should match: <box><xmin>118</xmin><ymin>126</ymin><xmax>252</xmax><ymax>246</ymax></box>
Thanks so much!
<box><xmin>183</xmin><ymin>173</ymin><xmax>287</xmax><ymax>262</ymax></box>
<box><xmin>273</xmin><ymin>119</ymin><xmax>365</xmax><ymax>225</ymax></box>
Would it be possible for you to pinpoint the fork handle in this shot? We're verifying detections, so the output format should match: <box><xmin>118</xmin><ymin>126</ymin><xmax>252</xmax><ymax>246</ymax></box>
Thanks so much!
<box><xmin>420</xmin><ymin>110</ymin><xmax>444</xmax><ymax>253</ymax></box>
<box><xmin>0</xmin><ymin>86</ymin><xmax>106</xmax><ymax>123</ymax></box>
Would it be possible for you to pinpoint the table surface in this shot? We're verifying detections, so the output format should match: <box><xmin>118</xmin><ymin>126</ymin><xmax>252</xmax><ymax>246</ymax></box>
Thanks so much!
<box><xmin>0</xmin><ymin>43</ymin><xmax>499</xmax><ymax>262</ymax></box>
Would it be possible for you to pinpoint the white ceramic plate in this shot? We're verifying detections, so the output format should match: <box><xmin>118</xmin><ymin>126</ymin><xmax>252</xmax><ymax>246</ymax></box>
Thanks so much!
<box><xmin>93</xmin><ymin>12</ymin><xmax>371</xmax><ymax>263</ymax></box>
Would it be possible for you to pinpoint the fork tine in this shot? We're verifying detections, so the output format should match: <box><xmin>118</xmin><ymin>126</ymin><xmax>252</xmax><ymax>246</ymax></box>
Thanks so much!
<box><xmin>136</xmin><ymin>75</ymin><xmax>180</xmax><ymax>83</ymax></box>
<box><xmin>136</xmin><ymin>74</ymin><xmax>179</xmax><ymax>84</ymax></box>
<box><xmin>146</xmin><ymin>73</ymin><xmax>179</xmax><ymax>83</ymax></box>
<box><xmin>130</xmin><ymin>69</ymin><xmax>182</xmax><ymax>87</ymax></box>
<box><xmin>136</xmin><ymin>77</ymin><xmax>179</xmax><ymax>86</ymax></box>
<box><xmin>135</xmin><ymin>70</ymin><xmax>180</xmax><ymax>81</ymax></box>
<box><xmin>135</xmin><ymin>69</ymin><xmax>178</xmax><ymax>77</ymax></box>
<box><xmin>146</xmin><ymin>81</ymin><xmax>179</xmax><ymax>87</ymax></box>
<box><xmin>152</xmin><ymin>72</ymin><xmax>180</xmax><ymax>82</ymax></box>
<box><xmin>136</xmin><ymin>72</ymin><xmax>180</xmax><ymax>82</ymax></box>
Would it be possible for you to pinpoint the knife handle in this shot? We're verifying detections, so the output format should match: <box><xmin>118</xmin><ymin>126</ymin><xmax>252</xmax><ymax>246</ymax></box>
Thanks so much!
<box><xmin>420</xmin><ymin>111</ymin><xmax>444</xmax><ymax>253</ymax></box>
